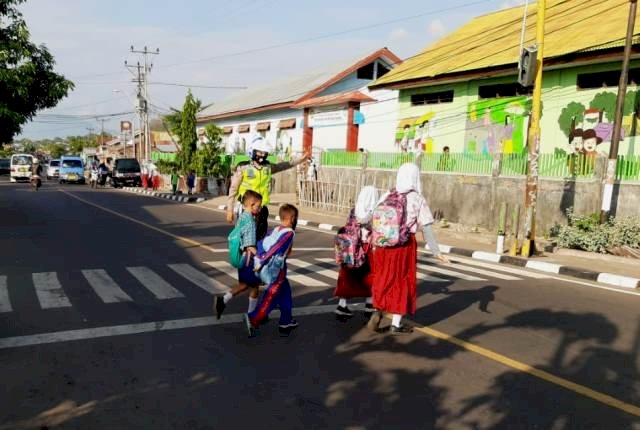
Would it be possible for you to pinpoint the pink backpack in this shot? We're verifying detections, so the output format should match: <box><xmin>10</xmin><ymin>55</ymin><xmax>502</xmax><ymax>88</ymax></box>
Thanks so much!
<box><xmin>371</xmin><ymin>190</ymin><xmax>410</xmax><ymax>248</ymax></box>
<box><xmin>334</xmin><ymin>210</ymin><xmax>367</xmax><ymax>268</ymax></box>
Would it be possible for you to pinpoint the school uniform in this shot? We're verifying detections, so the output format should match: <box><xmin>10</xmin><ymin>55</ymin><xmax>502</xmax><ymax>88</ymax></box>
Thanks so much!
<box><xmin>236</xmin><ymin>211</ymin><xmax>261</xmax><ymax>286</ymax></box>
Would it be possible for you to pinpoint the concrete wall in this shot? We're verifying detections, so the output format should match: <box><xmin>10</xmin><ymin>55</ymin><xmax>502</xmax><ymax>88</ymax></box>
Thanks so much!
<box><xmin>298</xmin><ymin>165</ymin><xmax>640</xmax><ymax>234</ymax></box>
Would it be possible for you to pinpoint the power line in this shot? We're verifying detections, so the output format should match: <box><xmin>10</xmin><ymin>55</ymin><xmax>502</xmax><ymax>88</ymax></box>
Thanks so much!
<box><xmin>149</xmin><ymin>82</ymin><xmax>247</xmax><ymax>89</ymax></box>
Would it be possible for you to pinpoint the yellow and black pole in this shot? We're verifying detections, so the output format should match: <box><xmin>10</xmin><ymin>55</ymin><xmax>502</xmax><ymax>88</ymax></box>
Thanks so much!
<box><xmin>521</xmin><ymin>0</ymin><xmax>546</xmax><ymax>257</ymax></box>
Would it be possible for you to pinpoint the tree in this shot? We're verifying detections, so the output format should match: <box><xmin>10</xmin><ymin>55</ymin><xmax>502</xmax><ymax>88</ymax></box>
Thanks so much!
<box><xmin>193</xmin><ymin>123</ymin><xmax>228</xmax><ymax>178</ymax></box>
<box><xmin>558</xmin><ymin>102</ymin><xmax>586</xmax><ymax>138</ymax></box>
<box><xmin>590</xmin><ymin>92</ymin><xmax>617</xmax><ymax>122</ymax></box>
<box><xmin>0</xmin><ymin>0</ymin><xmax>74</xmax><ymax>143</ymax></box>
<box><xmin>170</xmin><ymin>90</ymin><xmax>200</xmax><ymax>173</ymax></box>
<box><xmin>44</xmin><ymin>142</ymin><xmax>66</xmax><ymax>159</ymax></box>
<box><xmin>67</xmin><ymin>135</ymin><xmax>91</xmax><ymax>155</ymax></box>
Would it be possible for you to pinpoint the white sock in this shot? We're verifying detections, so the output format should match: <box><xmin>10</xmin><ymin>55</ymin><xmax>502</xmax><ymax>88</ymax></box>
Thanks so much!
<box><xmin>338</xmin><ymin>298</ymin><xmax>347</xmax><ymax>308</ymax></box>
<box><xmin>248</xmin><ymin>297</ymin><xmax>258</xmax><ymax>313</ymax></box>
<box><xmin>391</xmin><ymin>314</ymin><xmax>403</xmax><ymax>328</ymax></box>
<box><xmin>223</xmin><ymin>292</ymin><xmax>233</xmax><ymax>304</ymax></box>
<box><xmin>365</xmin><ymin>297</ymin><xmax>373</xmax><ymax>305</ymax></box>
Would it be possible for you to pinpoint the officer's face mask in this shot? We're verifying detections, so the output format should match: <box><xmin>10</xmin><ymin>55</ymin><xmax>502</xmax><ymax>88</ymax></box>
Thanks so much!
<box><xmin>253</xmin><ymin>150</ymin><xmax>268</xmax><ymax>166</ymax></box>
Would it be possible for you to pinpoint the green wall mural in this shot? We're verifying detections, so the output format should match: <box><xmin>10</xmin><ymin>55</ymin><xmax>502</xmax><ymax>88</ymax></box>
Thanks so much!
<box><xmin>464</xmin><ymin>97</ymin><xmax>531</xmax><ymax>155</ymax></box>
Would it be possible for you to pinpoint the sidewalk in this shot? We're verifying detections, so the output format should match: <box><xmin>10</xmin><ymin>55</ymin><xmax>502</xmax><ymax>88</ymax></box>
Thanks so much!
<box><xmin>203</xmin><ymin>192</ymin><xmax>640</xmax><ymax>288</ymax></box>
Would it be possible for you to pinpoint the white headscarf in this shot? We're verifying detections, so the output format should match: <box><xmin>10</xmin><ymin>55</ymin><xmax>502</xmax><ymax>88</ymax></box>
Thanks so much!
<box><xmin>395</xmin><ymin>162</ymin><xmax>422</xmax><ymax>194</ymax></box>
<box><xmin>354</xmin><ymin>186</ymin><xmax>379</xmax><ymax>223</ymax></box>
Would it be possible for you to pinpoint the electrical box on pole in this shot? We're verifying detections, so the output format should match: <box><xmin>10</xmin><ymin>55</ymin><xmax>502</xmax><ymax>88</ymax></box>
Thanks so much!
<box><xmin>518</xmin><ymin>46</ymin><xmax>538</xmax><ymax>87</ymax></box>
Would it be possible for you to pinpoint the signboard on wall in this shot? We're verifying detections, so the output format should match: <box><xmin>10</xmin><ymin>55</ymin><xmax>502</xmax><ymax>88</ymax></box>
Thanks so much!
<box><xmin>309</xmin><ymin>109</ymin><xmax>348</xmax><ymax>127</ymax></box>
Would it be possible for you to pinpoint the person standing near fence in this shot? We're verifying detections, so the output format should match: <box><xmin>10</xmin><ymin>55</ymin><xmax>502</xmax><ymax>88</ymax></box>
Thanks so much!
<box><xmin>367</xmin><ymin>163</ymin><xmax>449</xmax><ymax>334</ymax></box>
<box><xmin>171</xmin><ymin>171</ymin><xmax>179</xmax><ymax>195</ymax></box>
<box><xmin>226</xmin><ymin>135</ymin><xmax>310</xmax><ymax>240</ymax></box>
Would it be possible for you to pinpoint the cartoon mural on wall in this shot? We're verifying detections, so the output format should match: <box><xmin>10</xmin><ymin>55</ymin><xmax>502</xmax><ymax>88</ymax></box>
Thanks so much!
<box><xmin>558</xmin><ymin>90</ymin><xmax>639</xmax><ymax>156</ymax></box>
<box><xmin>464</xmin><ymin>97</ymin><xmax>531</xmax><ymax>154</ymax></box>
<box><xmin>394</xmin><ymin>114</ymin><xmax>438</xmax><ymax>153</ymax></box>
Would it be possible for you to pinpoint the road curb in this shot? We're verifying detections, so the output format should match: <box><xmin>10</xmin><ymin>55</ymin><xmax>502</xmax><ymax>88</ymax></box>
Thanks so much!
<box><xmin>121</xmin><ymin>187</ymin><xmax>207</xmax><ymax>204</ymax></box>
<box><xmin>433</xmin><ymin>246</ymin><xmax>640</xmax><ymax>290</ymax></box>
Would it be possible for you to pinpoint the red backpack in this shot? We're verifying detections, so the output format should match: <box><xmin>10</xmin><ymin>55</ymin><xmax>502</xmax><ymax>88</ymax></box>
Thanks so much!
<box><xmin>334</xmin><ymin>210</ymin><xmax>367</xmax><ymax>268</ymax></box>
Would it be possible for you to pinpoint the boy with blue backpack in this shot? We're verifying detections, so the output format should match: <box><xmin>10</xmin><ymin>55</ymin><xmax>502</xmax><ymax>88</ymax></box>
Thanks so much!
<box><xmin>243</xmin><ymin>204</ymin><xmax>299</xmax><ymax>338</ymax></box>
<box><xmin>216</xmin><ymin>190</ymin><xmax>263</xmax><ymax>319</ymax></box>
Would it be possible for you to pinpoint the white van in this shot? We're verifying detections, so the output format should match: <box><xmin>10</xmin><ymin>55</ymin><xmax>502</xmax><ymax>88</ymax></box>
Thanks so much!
<box><xmin>10</xmin><ymin>153</ymin><xmax>34</xmax><ymax>182</ymax></box>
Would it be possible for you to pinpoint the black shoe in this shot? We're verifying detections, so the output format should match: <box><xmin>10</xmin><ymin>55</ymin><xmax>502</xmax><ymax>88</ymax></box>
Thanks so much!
<box><xmin>243</xmin><ymin>314</ymin><xmax>256</xmax><ymax>338</ymax></box>
<box><xmin>334</xmin><ymin>306</ymin><xmax>354</xmax><ymax>318</ymax></box>
<box><xmin>215</xmin><ymin>296</ymin><xmax>226</xmax><ymax>320</ymax></box>
<box><xmin>390</xmin><ymin>325</ymin><xmax>413</xmax><ymax>335</ymax></box>
<box><xmin>367</xmin><ymin>311</ymin><xmax>383</xmax><ymax>332</ymax></box>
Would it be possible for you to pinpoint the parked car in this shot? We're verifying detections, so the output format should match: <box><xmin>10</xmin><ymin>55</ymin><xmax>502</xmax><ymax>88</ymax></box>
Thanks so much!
<box><xmin>46</xmin><ymin>159</ymin><xmax>60</xmax><ymax>180</ymax></box>
<box><xmin>111</xmin><ymin>158</ymin><xmax>141</xmax><ymax>188</ymax></box>
<box><xmin>59</xmin><ymin>156</ymin><xmax>85</xmax><ymax>184</ymax></box>
<box><xmin>0</xmin><ymin>158</ymin><xmax>9</xmax><ymax>175</ymax></box>
<box><xmin>10</xmin><ymin>153</ymin><xmax>34</xmax><ymax>182</ymax></box>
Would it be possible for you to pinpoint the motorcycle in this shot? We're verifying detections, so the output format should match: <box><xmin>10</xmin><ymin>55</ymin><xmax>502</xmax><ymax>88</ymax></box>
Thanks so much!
<box><xmin>30</xmin><ymin>174</ymin><xmax>41</xmax><ymax>191</ymax></box>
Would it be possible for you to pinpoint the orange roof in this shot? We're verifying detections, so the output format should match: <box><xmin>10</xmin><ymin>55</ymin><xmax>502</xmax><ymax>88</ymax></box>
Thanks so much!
<box><xmin>292</xmin><ymin>91</ymin><xmax>376</xmax><ymax>108</ymax></box>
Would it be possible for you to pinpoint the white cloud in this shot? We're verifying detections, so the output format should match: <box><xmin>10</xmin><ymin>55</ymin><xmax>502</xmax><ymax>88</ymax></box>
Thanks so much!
<box><xmin>388</xmin><ymin>28</ymin><xmax>409</xmax><ymax>42</ymax></box>
<box><xmin>427</xmin><ymin>19</ymin><xmax>447</xmax><ymax>38</ymax></box>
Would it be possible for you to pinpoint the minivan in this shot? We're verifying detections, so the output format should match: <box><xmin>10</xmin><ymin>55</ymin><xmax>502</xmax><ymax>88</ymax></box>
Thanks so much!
<box><xmin>59</xmin><ymin>156</ymin><xmax>85</xmax><ymax>184</ymax></box>
<box><xmin>47</xmin><ymin>159</ymin><xmax>61</xmax><ymax>180</ymax></box>
<box><xmin>10</xmin><ymin>153</ymin><xmax>34</xmax><ymax>182</ymax></box>
<box><xmin>111</xmin><ymin>158</ymin><xmax>141</xmax><ymax>188</ymax></box>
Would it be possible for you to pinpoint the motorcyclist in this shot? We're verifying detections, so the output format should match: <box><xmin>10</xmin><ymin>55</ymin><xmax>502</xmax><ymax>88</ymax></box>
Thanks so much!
<box><xmin>226</xmin><ymin>135</ymin><xmax>310</xmax><ymax>240</ymax></box>
<box><xmin>30</xmin><ymin>158</ymin><xmax>42</xmax><ymax>189</ymax></box>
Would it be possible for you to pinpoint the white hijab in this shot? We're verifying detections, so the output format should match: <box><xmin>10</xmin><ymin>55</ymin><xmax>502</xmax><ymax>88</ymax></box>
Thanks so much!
<box><xmin>354</xmin><ymin>186</ymin><xmax>379</xmax><ymax>223</ymax></box>
<box><xmin>396</xmin><ymin>163</ymin><xmax>422</xmax><ymax>194</ymax></box>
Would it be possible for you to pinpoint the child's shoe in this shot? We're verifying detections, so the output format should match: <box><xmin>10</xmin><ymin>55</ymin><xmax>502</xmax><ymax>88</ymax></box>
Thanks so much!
<box><xmin>334</xmin><ymin>306</ymin><xmax>354</xmax><ymax>318</ymax></box>
<box><xmin>215</xmin><ymin>296</ymin><xmax>226</xmax><ymax>320</ymax></box>
<box><xmin>243</xmin><ymin>314</ymin><xmax>256</xmax><ymax>338</ymax></box>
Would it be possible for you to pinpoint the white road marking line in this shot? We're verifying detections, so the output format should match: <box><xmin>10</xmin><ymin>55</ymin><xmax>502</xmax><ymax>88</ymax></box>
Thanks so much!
<box><xmin>168</xmin><ymin>264</ymin><xmax>229</xmax><ymax>295</ymax></box>
<box><xmin>0</xmin><ymin>305</ymin><xmax>339</xmax><ymax>350</ymax></box>
<box><xmin>420</xmin><ymin>258</ymin><xmax>521</xmax><ymax>281</ymax></box>
<box><xmin>204</xmin><ymin>261</ymin><xmax>238</xmax><ymax>280</ymax></box>
<box><xmin>417</xmin><ymin>264</ymin><xmax>486</xmax><ymax>281</ymax></box>
<box><xmin>126</xmin><ymin>267</ymin><xmax>185</xmax><ymax>299</ymax></box>
<box><xmin>0</xmin><ymin>276</ymin><xmax>11</xmax><ymax>313</ymax></box>
<box><xmin>423</xmin><ymin>254</ymin><xmax>550</xmax><ymax>279</ymax></box>
<box><xmin>81</xmin><ymin>270</ymin><xmax>133</xmax><ymax>303</ymax></box>
<box><xmin>288</xmin><ymin>259</ymin><xmax>338</xmax><ymax>280</ymax></box>
<box><xmin>315</xmin><ymin>258</ymin><xmax>448</xmax><ymax>283</ymax></box>
<box><xmin>32</xmin><ymin>272</ymin><xmax>72</xmax><ymax>309</ymax></box>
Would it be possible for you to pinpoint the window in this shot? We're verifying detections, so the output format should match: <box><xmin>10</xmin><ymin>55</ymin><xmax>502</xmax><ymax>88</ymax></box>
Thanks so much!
<box><xmin>238</xmin><ymin>124</ymin><xmax>250</xmax><ymax>133</ymax></box>
<box><xmin>577</xmin><ymin>68</ymin><xmax>640</xmax><ymax>90</ymax></box>
<box><xmin>410</xmin><ymin>90</ymin><xmax>454</xmax><ymax>106</ymax></box>
<box><xmin>478</xmin><ymin>83</ymin><xmax>532</xmax><ymax>99</ymax></box>
<box><xmin>50</xmin><ymin>160</ymin><xmax>60</xmax><ymax>167</ymax></box>
<box><xmin>357</xmin><ymin>62</ymin><xmax>375</xmax><ymax>80</ymax></box>
<box><xmin>377</xmin><ymin>63</ymin><xmax>391</xmax><ymax>79</ymax></box>
<box><xmin>61</xmin><ymin>159</ymin><xmax>83</xmax><ymax>168</ymax></box>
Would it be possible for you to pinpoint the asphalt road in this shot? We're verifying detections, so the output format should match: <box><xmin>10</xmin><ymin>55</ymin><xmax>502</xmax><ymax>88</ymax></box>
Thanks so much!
<box><xmin>1</xmin><ymin>177</ymin><xmax>640</xmax><ymax>430</ymax></box>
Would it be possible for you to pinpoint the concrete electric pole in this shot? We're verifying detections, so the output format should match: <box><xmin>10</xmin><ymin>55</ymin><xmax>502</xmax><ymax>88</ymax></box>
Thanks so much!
<box><xmin>600</xmin><ymin>0</ymin><xmax>638</xmax><ymax>223</ymax></box>
<box><xmin>521</xmin><ymin>0</ymin><xmax>546</xmax><ymax>258</ymax></box>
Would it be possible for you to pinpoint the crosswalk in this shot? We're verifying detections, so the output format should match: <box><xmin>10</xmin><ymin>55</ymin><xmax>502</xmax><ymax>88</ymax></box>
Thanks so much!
<box><xmin>0</xmin><ymin>255</ymin><xmax>550</xmax><ymax>314</ymax></box>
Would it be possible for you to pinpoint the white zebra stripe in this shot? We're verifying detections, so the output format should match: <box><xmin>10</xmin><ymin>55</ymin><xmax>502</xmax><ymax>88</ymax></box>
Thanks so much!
<box><xmin>82</xmin><ymin>270</ymin><xmax>133</xmax><ymax>303</ymax></box>
<box><xmin>126</xmin><ymin>267</ymin><xmax>185</xmax><ymax>299</ymax></box>
<box><xmin>32</xmin><ymin>272</ymin><xmax>72</xmax><ymax>309</ymax></box>
<box><xmin>417</xmin><ymin>264</ymin><xmax>486</xmax><ymax>281</ymax></box>
<box><xmin>420</xmin><ymin>258</ymin><xmax>521</xmax><ymax>281</ymax></box>
<box><xmin>168</xmin><ymin>264</ymin><xmax>229</xmax><ymax>295</ymax></box>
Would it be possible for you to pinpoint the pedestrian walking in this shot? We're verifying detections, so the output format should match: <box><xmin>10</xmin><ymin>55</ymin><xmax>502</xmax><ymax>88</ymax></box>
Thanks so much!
<box><xmin>368</xmin><ymin>163</ymin><xmax>449</xmax><ymax>334</ymax></box>
<box><xmin>170</xmin><ymin>171</ymin><xmax>179</xmax><ymax>195</ymax></box>
<box><xmin>333</xmin><ymin>186</ymin><xmax>379</xmax><ymax>321</ymax></box>
<box><xmin>226</xmin><ymin>135</ymin><xmax>309</xmax><ymax>240</ymax></box>
<box><xmin>187</xmin><ymin>171</ymin><xmax>195</xmax><ymax>195</ymax></box>
<box><xmin>216</xmin><ymin>190</ymin><xmax>263</xmax><ymax>319</ymax></box>
<box><xmin>151</xmin><ymin>167</ymin><xmax>160</xmax><ymax>191</ymax></box>
<box><xmin>243</xmin><ymin>204</ymin><xmax>299</xmax><ymax>338</ymax></box>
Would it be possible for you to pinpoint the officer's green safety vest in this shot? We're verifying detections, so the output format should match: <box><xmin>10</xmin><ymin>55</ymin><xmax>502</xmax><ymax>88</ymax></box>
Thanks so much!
<box><xmin>238</xmin><ymin>165</ymin><xmax>272</xmax><ymax>205</ymax></box>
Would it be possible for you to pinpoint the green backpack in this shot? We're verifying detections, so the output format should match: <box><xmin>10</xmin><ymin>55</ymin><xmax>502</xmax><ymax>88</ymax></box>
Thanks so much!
<box><xmin>228</xmin><ymin>214</ymin><xmax>253</xmax><ymax>268</ymax></box>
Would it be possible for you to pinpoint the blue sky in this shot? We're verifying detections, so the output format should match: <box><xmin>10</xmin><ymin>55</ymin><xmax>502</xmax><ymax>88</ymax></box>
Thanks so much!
<box><xmin>18</xmin><ymin>0</ymin><xmax>524</xmax><ymax>139</ymax></box>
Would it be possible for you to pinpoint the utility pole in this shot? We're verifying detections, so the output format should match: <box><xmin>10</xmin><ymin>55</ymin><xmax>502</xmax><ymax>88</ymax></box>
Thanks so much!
<box><xmin>521</xmin><ymin>0</ymin><xmax>546</xmax><ymax>257</ymax></box>
<box><xmin>600</xmin><ymin>0</ymin><xmax>638</xmax><ymax>223</ymax></box>
<box><xmin>127</xmin><ymin>46</ymin><xmax>159</xmax><ymax>164</ymax></box>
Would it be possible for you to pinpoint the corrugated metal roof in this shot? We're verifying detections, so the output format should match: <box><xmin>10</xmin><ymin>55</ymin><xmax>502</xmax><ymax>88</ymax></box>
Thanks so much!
<box><xmin>198</xmin><ymin>49</ymin><xmax>395</xmax><ymax>119</ymax></box>
<box><xmin>373</xmin><ymin>0</ymin><xmax>640</xmax><ymax>88</ymax></box>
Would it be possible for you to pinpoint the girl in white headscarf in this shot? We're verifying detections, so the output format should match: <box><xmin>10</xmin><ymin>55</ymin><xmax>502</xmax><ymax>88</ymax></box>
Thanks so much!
<box><xmin>333</xmin><ymin>186</ymin><xmax>379</xmax><ymax>320</ymax></box>
<box><xmin>368</xmin><ymin>163</ymin><xmax>448</xmax><ymax>334</ymax></box>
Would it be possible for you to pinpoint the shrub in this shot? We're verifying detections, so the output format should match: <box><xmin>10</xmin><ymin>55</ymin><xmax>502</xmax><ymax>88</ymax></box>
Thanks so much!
<box><xmin>551</xmin><ymin>208</ymin><xmax>640</xmax><ymax>253</ymax></box>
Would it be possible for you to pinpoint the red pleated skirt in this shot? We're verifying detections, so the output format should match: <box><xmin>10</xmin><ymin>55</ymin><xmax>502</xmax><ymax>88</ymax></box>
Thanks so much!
<box><xmin>334</xmin><ymin>249</ymin><xmax>374</xmax><ymax>299</ymax></box>
<box><xmin>371</xmin><ymin>234</ymin><xmax>417</xmax><ymax>315</ymax></box>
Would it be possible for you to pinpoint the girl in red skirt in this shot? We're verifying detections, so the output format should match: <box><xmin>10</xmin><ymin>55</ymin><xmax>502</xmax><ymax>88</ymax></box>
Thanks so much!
<box><xmin>334</xmin><ymin>186</ymin><xmax>379</xmax><ymax>321</ymax></box>
<box><xmin>368</xmin><ymin>163</ymin><xmax>449</xmax><ymax>334</ymax></box>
